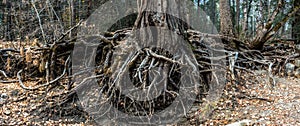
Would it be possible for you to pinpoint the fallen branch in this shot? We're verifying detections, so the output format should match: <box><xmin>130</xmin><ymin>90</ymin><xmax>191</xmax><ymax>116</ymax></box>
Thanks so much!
<box><xmin>0</xmin><ymin>80</ymin><xmax>19</xmax><ymax>83</ymax></box>
<box><xmin>146</xmin><ymin>48</ymin><xmax>183</xmax><ymax>65</ymax></box>
<box><xmin>0</xmin><ymin>70</ymin><xmax>8</xmax><ymax>78</ymax></box>
<box><xmin>236</xmin><ymin>93</ymin><xmax>274</xmax><ymax>102</ymax></box>
<box><xmin>17</xmin><ymin>56</ymin><xmax>70</xmax><ymax>90</ymax></box>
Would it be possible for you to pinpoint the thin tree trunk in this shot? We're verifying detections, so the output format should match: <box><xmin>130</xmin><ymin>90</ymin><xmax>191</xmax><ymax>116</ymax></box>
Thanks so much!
<box><xmin>203</xmin><ymin>0</ymin><xmax>206</xmax><ymax>12</ymax></box>
<box><xmin>280</xmin><ymin>3</ymin><xmax>285</xmax><ymax>37</ymax></box>
<box><xmin>235</xmin><ymin>0</ymin><xmax>240</xmax><ymax>36</ymax></box>
<box><xmin>293</xmin><ymin>0</ymin><xmax>300</xmax><ymax>44</ymax></box>
<box><xmin>211</xmin><ymin>0</ymin><xmax>216</xmax><ymax>33</ymax></box>
<box><xmin>5</xmin><ymin>1</ymin><xmax>12</xmax><ymax>41</ymax></box>
<box><xmin>69</xmin><ymin>0</ymin><xmax>74</xmax><ymax>38</ymax></box>
<box><xmin>242</xmin><ymin>0</ymin><xmax>252</xmax><ymax>37</ymax></box>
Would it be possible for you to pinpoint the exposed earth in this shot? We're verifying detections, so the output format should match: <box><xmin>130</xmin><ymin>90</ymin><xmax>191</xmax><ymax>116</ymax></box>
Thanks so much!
<box><xmin>1</xmin><ymin>71</ymin><xmax>300</xmax><ymax>125</ymax></box>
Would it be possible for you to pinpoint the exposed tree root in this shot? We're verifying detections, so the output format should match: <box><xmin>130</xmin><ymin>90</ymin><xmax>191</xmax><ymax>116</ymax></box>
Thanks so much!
<box><xmin>0</xmin><ymin>27</ymin><xmax>299</xmax><ymax>124</ymax></box>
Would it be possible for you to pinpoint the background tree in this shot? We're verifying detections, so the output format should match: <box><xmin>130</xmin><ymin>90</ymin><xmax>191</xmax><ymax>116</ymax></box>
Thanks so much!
<box><xmin>241</xmin><ymin>0</ymin><xmax>252</xmax><ymax>38</ymax></box>
<box><xmin>235</xmin><ymin>0</ymin><xmax>240</xmax><ymax>36</ymax></box>
<box><xmin>251</xmin><ymin>0</ymin><xmax>300</xmax><ymax>49</ymax></box>
<box><xmin>0</xmin><ymin>0</ymin><xmax>299</xmax><ymax>49</ymax></box>
<box><xmin>293</xmin><ymin>0</ymin><xmax>300</xmax><ymax>44</ymax></box>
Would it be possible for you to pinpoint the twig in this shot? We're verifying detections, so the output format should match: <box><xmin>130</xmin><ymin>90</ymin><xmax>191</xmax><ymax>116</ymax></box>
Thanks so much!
<box><xmin>0</xmin><ymin>48</ymin><xmax>20</xmax><ymax>53</ymax></box>
<box><xmin>47</xmin><ymin>0</ymin><xmax>64</xmax><ymax>31</ymax></box>
<box><xmin>268</xmin><ymin>63</ymin><xmax>276</xmax><ymax>87</ymax></box>
<box><xmin>52</xmin><ymin>20</ymin><xmax>83</xmax><ymax>46</ymax></box>
<box><xmin>146</xmin><ymin>49</ymin><xmax>182</xmax><ymax>65</ymax></box>
<box><xmin>0</xmin><ymin>70</ymin><xmax>8</xmax><ymax>78</ymax></box>
<box><xmin>45</xmin><ymin>61</ymin><xmax>50</xmax><ymax>84</ymax></box>
<box><xmin>187</xmin><ymin>30</ymin><xmax>246</xmax><ymax>46</ymax></box>
<box><xmin>0</xmin><ymin>80</ymin><xmax>19</xmax><ymax>83</ymax></box>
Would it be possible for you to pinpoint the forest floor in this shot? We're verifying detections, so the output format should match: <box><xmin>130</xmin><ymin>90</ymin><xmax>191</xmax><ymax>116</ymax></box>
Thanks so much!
<box><xmin>198</xmin><ymin>73</ymin><xmax>300</xmax><ymax>125</ymax></box>
<box><xmin>1</xmin><ymin>72</ymin><xmax>300</xmax><ymax>125</ymax></box>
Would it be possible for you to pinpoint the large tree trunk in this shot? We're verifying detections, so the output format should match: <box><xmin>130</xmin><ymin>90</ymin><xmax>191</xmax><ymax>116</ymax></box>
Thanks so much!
<box><xmin>134</xmin><ymin>0</ymin><xmax>189</xmax><ymax>35</ymax></box>
<box><xmin>108</xmin><ymin>0</ymin><xmax>202</xmax><ymax>121</ymax></box>
<box><xmin>219</xmin><ymin>0</ymin><xmax>234</xmax><ymax>37</ymax></box>
<box><xmin>131</xmin><ymin>0</ymin><xmax>190</xmax><ymax>64</ymax></box>
<box><xmin>219</xmin><ymin>0</ymin><xmax>237</xmax><ymax>49</ymax></box>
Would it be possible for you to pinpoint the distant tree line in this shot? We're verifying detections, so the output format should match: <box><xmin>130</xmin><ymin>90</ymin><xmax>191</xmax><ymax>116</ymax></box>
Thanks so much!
<box><xmin>0</xmin><ymin>0</ymin><xmax>103</xmax><ymax>42</ymax></box>
<box><xmin>0</xmin><ymin>0</ymin><xmax>299</xmax><ymax>45</ymax></box>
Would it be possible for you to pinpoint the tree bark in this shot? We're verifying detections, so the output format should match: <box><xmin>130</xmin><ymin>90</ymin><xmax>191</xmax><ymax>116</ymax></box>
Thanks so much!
<box><xmin>219</xmin><ymin>0</ymin><xmax>234</xmax><ymax>37</ymax></box>
<box><xmin>219</xmin><ymin>0</ymin><xmax>238</xmax><ymax>49</ymax></box>
<box><xmin>132</xmin><ymin>0</ymin><xmax>191</xmax><ymax>51</ymax></box>
<box><xmin>134</xmin><ymin>0</ymin><xmax>188</xmax><ymax>32</ymax></box>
